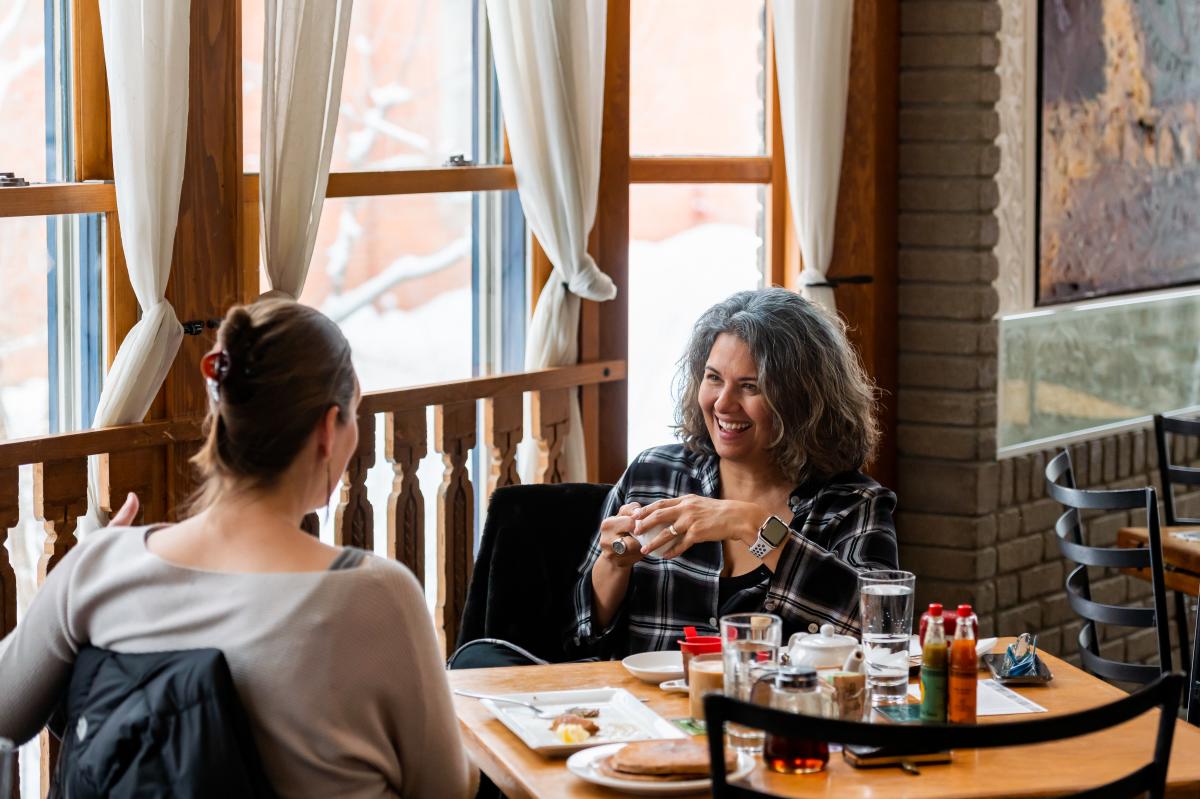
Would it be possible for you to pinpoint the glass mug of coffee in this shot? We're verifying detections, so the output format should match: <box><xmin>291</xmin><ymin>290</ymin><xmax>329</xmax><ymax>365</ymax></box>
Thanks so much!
<box><xmin>688</xmin><ymin>653</ymin><xmax>725</xmax><ymax>724</ymax></box>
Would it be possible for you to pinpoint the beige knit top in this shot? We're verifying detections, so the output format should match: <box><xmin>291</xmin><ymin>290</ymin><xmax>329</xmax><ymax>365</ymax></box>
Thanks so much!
<box><xmin>0</xmin><ymin>525</ymin><xmax>477</xmax><ymax>799</ymax></box>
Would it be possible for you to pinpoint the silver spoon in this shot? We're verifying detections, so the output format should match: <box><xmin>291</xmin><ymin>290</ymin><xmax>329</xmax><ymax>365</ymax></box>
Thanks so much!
<box><xmin>452</xmin><ymin>690</ymin><xmax>561</xmax><ymax>719</ymax></box>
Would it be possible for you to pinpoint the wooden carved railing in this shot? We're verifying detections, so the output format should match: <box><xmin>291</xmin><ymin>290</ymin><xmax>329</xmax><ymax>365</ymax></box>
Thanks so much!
<box><xmin>0</xmin><ymin>361</ymin><xmax>626</xmax><ymax>792</ymax></box>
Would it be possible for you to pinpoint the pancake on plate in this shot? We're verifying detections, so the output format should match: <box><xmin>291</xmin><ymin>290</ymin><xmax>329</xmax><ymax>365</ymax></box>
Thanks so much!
<box><xmin>596</xmin><ymin>739</ymin><xmax>736</xmax><ymax>782</ymax></box>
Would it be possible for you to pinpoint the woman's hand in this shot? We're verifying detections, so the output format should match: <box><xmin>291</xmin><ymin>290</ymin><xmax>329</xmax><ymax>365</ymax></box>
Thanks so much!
<box><xmin>598</xmin><ymin>501</ymin><xmax>644</xmax><ymax>568</ymax></box>
<box><xmin>633</xmin><ymin>495</ymin><xmax>768</xmax><ymax>559</ymax></box>
<box><xmin>109</xmin><ymin>492</ymin><xmax>140</xmax><ymax>527</ymax></box>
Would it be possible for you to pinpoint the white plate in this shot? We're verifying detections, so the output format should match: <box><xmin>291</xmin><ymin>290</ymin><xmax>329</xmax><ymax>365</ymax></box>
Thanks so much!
<box><xmin>480</xmin><ymin>688</ymin><xmax>686</xmax><ymax>757</ymax></box>
<box><xmin>622</xmin><ymin>651</ymin><xmax>685</xmax><ymax>683</ymax></box>
<box><xmin>567</xmin><ymin>742</ymin><xmax>755</xmax><ymax>795</ymax></box>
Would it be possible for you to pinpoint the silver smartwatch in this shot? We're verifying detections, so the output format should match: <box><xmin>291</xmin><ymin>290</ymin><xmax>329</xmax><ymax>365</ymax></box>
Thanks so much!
<box><xmin>748</xmin><ymin>515</ymin><xmax>789</xmax><ymax>559</ymax></box>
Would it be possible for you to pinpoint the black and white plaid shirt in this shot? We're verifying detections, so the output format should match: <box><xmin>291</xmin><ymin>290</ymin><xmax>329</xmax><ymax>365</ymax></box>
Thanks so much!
<box><xmin>568</xmin><ymin>444</ymin><xmax>898</xmax><ymax>659</ymax></box>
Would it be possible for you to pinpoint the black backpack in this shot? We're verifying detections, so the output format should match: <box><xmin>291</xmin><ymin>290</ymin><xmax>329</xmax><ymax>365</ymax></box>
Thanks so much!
<box><xmin>49</xmin><ymin>646</ymin><xmax>275</xmax><ymax>798</ymax></box>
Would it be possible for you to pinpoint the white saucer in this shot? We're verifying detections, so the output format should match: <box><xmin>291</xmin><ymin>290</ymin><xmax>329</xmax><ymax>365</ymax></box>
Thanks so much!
<box><xmin>622</xmin><ymin>651</ymin><xmax>684</xmax><ymax>684</ymax></box>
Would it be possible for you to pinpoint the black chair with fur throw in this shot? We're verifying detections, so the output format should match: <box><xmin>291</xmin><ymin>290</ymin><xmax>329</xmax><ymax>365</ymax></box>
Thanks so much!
<box><xmin>452</xmin><ymin>482</ymin><xmax>613</xmax><ymax>665</ymax></box>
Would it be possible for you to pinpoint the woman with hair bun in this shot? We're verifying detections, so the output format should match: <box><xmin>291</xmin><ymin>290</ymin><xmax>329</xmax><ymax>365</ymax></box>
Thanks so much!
<box><xmin>0</xmin><ymin>299</ymin><xmax>477</xmax><ymax>798</ymax></box>
<box><xmin>571</xmin><ymin>288</ymin><xmax>898</xmax><ymax>658</ymax></box>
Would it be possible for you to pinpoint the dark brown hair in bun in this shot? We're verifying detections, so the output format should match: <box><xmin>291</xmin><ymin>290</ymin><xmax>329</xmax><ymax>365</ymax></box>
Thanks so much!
<box><xmin>189</xmin><ymin>299</ymin><xmax>356</xmax><ymax>510</ymax></box>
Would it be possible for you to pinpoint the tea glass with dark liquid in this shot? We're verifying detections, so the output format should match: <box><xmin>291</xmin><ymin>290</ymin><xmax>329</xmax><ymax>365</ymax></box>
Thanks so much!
<box><xmin>758</xmin><ymin>666</ymin><xmax>830</xmax><ymax>774</ymax></box>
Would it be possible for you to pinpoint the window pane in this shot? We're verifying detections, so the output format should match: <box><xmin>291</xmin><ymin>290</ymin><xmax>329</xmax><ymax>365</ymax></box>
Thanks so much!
<box><xmin>632</xmin><ymin>0</ymin><xmax>766</xmax><ymax>156</ymax></box>
<box><xmin>0</xmin><ymin>0</ymin><xmax>49</xmax><ymax>181</ymax></box>
<box><xmin>0</xmin><ymin>216</ymin><xmax>50</xmax><ymax>440</ymax></box>
<box><xmin>299</xmin><ymin>193</ymin><xmax>473</xmax><ymax>388</ymax></box>
<box><xmin>628</xmin><ymin>185</ymin><xmax>764</xmax><ymax>456</ymax></box>
<box><xmin>243</xmin><ymin>0</ymin><xmax>479</xmax><ymax>172</ymax></box>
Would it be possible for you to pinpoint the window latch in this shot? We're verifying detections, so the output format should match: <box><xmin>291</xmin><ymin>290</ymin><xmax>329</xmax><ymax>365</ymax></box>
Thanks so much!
<box><xmin>804</xmin><ymin>274</ymin><xmax>874</xmax><ymax>289</ymax></box>
<box><xmin>181</xmin><ymin>318</ymin><xmax>222</xmax><ymax>336</ymax></box>
<box><xmin>0</xmin><ymin>172</ymin><xmax>29</xmax><ymax>187</ymax></box>
<box><xmin>444</xmin><ymin>154</ymin><xmax>475</xmax><ymax>167</ymax></box>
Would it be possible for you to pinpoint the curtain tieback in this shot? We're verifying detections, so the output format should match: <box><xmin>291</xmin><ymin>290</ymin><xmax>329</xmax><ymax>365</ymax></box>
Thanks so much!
<box><xmin>564</xmin><ymin>255</ymin><xmax>617</xmax><ymax>302</ymax></box>
<box><xmin>258</xmin><ymin>288</ymin><xmax>298</xmax><ymax>301</ymax></box>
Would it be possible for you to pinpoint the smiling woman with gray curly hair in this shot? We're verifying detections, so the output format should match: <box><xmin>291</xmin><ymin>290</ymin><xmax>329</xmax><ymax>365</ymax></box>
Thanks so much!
<box><xmin>570</xmin><ymin>288</ymin><xmax>898</xmax><ymax>657</ymax></box>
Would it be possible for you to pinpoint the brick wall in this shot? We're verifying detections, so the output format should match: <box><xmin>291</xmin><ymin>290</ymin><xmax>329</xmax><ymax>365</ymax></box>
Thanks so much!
<box><xmin>894</xmin><ymin>0</ymin><xmax>1190</xmax><ymax>670</ymax></box>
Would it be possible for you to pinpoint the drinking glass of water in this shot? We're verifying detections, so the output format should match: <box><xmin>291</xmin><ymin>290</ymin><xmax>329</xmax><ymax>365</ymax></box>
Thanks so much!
<box><xmin>858</xmin><ymin>570</ymin><xmax>915</xmax><ymax>706</ymax></box>
<box><xmin>720</xmin><ymin>613</ymin><xmax>782</xmax><ymax>755</ymax></box>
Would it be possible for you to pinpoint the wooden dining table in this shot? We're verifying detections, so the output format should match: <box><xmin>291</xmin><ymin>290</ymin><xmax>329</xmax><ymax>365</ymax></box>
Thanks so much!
<box><xmin>448</xmin><ymin>639</ymin><xmax>1200</xmax><ymax>798</ymax></box>
<box><xmin>1118</xmin><ymin>524</ymin><xmax>1200</xmax><ymax>595</ymax></box>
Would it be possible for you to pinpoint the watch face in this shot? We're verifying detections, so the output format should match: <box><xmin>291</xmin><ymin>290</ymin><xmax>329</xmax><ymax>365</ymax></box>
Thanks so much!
<box><xmin>763</xmin><ymin>516</ymin><xmax>789</xmax><ymax>547</ymax></box>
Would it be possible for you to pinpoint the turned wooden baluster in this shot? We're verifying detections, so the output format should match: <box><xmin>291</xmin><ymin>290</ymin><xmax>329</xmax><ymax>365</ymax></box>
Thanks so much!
<box><xmin>434</xmin><ymin>400</ymin><xmax>476</xmax><ymax>652</ymax></box>
<box><xmin>0</xmin><ymin>473</ymin><xmax>14</xmax><ymax>799</ymax></box>
<box><xmin>34</xmin><ymin>458</ymin><xmax>88</xmax><ymax>580</ymax></box>
<box><xmin>99</xmin><ymin>449</ymin><xmax>164</xmax><ymax>525</ymax></box>
<box><xmin>531</xmin><ymin>387</ymin><xmax>571</xmax><ymax>484</ymax></box>
<box><xmin>34</xmin><ymin>456</ymin><xmax>88</xmax><ymax>795</ymax></box>
<box><xmin>484</xmin><ymin>393</ymin><xmax>522</xmax><ymax>498</ymax></box>
<box><xmin>0</xmin><ymin>466</ymin><xmax>17</xmax><ymax>640</ymax></box>
<box><xmin>1</xmin><ymin>468</ymin><xmax>19</xmax><ymax>796</ymax></box>
<box><xmin>335</xmin><ymin>412</ymin><xmax>376</xmax><ymax>550</ymax></box>
<box><xmin>385</xmin><ymin>408</ymin><xmax>427</xmax><ymax>583</ymax></box>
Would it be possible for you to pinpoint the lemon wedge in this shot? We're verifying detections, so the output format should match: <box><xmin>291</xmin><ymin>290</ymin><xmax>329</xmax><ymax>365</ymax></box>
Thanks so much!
<box><xmin>555</xmin><ymin>723</ymin><xmax>593</xmax><ymax>744</ymax></box>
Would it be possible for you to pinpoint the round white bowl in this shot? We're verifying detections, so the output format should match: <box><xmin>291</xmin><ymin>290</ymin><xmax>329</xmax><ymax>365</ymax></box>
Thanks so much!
<box><xmin>621</xmin><ymin>650</ymin><xmax>685</xmax><ymax>684</ymax></box>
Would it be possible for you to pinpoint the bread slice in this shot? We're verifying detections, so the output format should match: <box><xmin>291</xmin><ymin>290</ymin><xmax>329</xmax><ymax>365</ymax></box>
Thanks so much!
<box><xmin>608</xmin><ymin>739</ymin><xmax>736</xmax><ymax>777</ymax></box>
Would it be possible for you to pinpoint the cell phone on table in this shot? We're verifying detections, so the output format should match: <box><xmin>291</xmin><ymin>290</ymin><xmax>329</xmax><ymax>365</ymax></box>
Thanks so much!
<box><xmin>842</xmin><ymin>744</ymin><xmax>952</xmax><ymax>768</ymax></box>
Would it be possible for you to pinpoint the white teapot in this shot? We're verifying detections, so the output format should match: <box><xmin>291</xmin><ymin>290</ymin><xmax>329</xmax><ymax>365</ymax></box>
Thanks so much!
<box><xmin>784</xmin><ymin>623</ymin><xmax>860</xmax><ymax>669</ymax></box>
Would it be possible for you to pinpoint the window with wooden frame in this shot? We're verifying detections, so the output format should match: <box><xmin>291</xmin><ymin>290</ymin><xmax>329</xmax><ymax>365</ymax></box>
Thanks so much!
<box><xmin>241</xmin><ymin>0</ymin><xmax>530</xmax><ymax>554</ymax></box>
<box><xmin>625</xmin><ymin>0</ymin><xmax>791</xmax><ymax>456</ymax></box>
<box><xmin>0</xmin><ymin>0</ymin><xmax>109</xmax><ymax>443</ymax></box>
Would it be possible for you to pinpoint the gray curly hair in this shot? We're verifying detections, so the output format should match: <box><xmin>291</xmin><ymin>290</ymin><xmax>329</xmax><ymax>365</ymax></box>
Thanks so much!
<box><xmin>673</xmin><ymin>288</ymin><xmax>879</xmax><ymax>484</ymax></box>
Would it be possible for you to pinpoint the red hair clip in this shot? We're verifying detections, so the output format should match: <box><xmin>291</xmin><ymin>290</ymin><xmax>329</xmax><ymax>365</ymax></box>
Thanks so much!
<box><xmin>201</xmin><ymin>350</ymin><xmax>230</xmax><ymax>403</ymax></box>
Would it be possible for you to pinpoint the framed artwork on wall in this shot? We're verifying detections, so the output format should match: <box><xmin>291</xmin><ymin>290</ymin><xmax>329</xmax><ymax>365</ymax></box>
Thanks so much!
<box><xmin>1037</xmin><ymin>0</ymin><xmax>1200</xmax><ymax>304</ymax></box>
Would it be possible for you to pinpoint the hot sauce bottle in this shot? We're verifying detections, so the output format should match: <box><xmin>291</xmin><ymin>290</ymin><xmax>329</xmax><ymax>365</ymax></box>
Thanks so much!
<box><xmin>919</xmin><ymin>603</ymin><xmax>948</xmax><ymax>722</ymax></box>
<box><xmin>947</xmin><ymin>604</ymin><xmax>978</xmax><ymax>724</ymax></box>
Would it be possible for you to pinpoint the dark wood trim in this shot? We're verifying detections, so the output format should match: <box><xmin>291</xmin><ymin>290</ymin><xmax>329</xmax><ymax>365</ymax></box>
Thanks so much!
<box><xmin>764</xmin><ymin>9</ymin><xmax>788</xmax><ymax>288</ymax></box>
<box><xmin>0</xmin><ymin>183</ymin><xmax>115</xmax><ymax>217</ymax></box>
<box><xmin>361</xmin><ymin>360</ymin><xmax>626</xmax><ymax>414</ymax></box>
<box><xmin>159</xmin><ymin>0</ymin><xmax>245</xmax><ymax>517</ymax></box>
<box><xmin>242</xmin><ymin>165</ymin><xmax>517</xmax><ymax>201</ymax></box>
<box><xmin>73</xmin><ymin>0</ymin><xmax>112</xmax><ymax>182</ymax></box>
<box><xmin>591</xmin><ymin>0</ymin><xmax>631</xmax><ymax>484</ymax></box>
<box><xmin>0</xmin><ymin>419</ymin><xmax>204</xmax><ymax>468</ymax></box>
<box><xmin>629</xmin><ymin>156</ymin><xmax>771</xmax><ymax>184</ymax></box>
<box><xmin>828</xmin><ymin>0</ymin><xmax>898</xmax><ymax>488</ymax></box>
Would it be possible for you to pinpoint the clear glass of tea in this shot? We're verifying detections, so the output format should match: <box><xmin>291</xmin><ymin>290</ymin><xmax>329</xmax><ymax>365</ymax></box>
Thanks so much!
<box><xmin>760</xmin><ymin>666</ymin><xmax>830</xmax><ymax>774</ymax></box>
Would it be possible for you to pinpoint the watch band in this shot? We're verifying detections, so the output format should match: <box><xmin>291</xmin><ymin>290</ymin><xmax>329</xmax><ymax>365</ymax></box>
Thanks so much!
<box><xmin>748</xmin><ymin>515</ymin><xmax>786</xmax><ymax>559</ymax></box>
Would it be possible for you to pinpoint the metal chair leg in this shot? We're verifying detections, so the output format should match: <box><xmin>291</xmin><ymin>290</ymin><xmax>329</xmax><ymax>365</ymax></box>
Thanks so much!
<box><xmin>1176</xmin><ymin>591</ymin><xmax>1192</xmax><ymax>681</ymax></box>
<box><xmin>1191</xmin><ymin>597</ymin><xmax>1200</xmax><ymax>726</ymax></box>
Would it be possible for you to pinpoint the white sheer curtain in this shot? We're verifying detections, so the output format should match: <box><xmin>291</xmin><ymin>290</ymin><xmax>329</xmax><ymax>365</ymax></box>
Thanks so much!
<box><xmin>258</xmin><ymin>0</ymin><xmax>354</xmax><ymax>301</ymax></box>
<box><xmin>771</xmin><ymin>0</ymin><xmax>854</xmax><ymax>313</ymax></box>
<box><xmin>485</xmin><ymin>0</ymin><xmax>613</xmax><ymax>483</ymax></box>
<box><xmin>85</xmin><ymin>0</ymin><xmax>191</xmax><ymax>527</ymax></box>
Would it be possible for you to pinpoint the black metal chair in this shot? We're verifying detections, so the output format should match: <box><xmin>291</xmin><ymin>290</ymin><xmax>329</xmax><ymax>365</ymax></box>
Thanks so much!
<box><xmin>705</xmin><ymin>672</ymin><xmax>1184</xmax><ymax>799</ymax></box>
<box><xmin>0</xmin><ymin>737</ymin><xmax>14</xmax><ymax>799</ymax></box>
<box><xmin>452</xmin><ymin>482</ymin><xmax>613</xmax><ymax>664</ymax></box>
<box><xmin>1152</xmin><ymin>410</ymin><xmax>1200</xmax><ymax>676</ymax></box>
<box><xmin>1045</xmin><ymin>449</ymin><xmax>1174</xmax><ymax>686</ymax></box>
